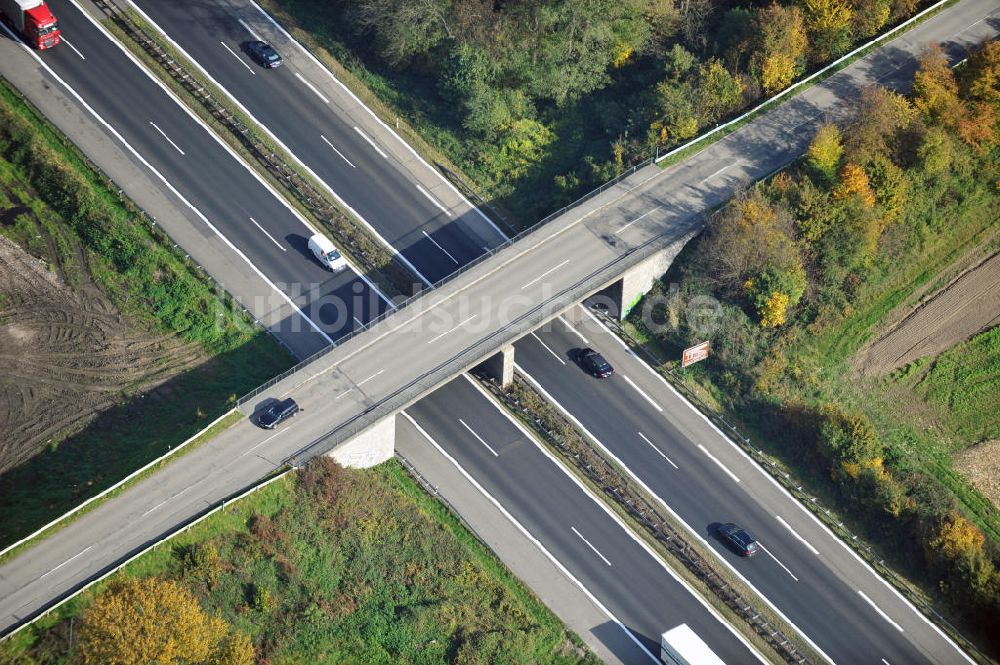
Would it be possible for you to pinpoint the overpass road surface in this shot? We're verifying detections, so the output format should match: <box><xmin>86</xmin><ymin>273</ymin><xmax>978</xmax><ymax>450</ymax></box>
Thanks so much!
<box><xmin>0</xmin><ymin>0</ymin><xmax>996</xmax><ymax>661</ymax></box>
<box><xmin>515</xmin><ymin>306</ymin><xmax>966</xmax><ymax>665</ymax></box>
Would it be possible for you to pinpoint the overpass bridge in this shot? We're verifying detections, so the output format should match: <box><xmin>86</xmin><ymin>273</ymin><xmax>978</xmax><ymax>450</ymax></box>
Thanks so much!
<box><xmin>240</xmin><ymin>110</ymin><xmax>788</xmax><ymax>467</ymax></box>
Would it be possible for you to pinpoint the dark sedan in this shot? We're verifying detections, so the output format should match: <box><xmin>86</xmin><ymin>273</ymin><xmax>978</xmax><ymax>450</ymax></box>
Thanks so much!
<box><xmin>578</xmin><ymin>348</ymin><xmax>614</xmax><ymax>378</ymax></box>
<box><xmin>245</xmin><ymin>41</ymin><xmax>282</xmax><ymax>68</ymax></box>
<box><xmin>718</xmin><ymin>523</ymin><xmax>759</xmax><ymax>557</ymax></box>
<box><xmin>257</xmin><ymin>398</ymin><xmax>299</xmax><ymax>429</ymax></box>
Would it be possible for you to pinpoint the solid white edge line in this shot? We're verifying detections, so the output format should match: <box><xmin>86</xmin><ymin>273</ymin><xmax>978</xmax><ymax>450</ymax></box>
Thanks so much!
<box><xmin>421</xmin><ymin>229</ymin><xmax>459</xmax><ymax>264</ymax></box>
<box><xmin>294</xmin><ymin>71</ymin><xmax>330</xmax><ymax>104</ymax></box>
<box><xmin>758</xmin><ymin>542</ymin><xmax>799</xmax><ymax>582</ymax></box>
<box><xmin>521</xmin><ymin>259</ymin><xmax>570</xmax><ymax>290</ymax></box>
<box><xmin>620</xmin><ymin>374</ymin><xmax>664</xmax><ymax>412</ymax></box>
<box><xmin>60</xmin><ymin>36</ymin><xmax>85</xmax><ymax>60</ymax></box>
<box><xmin>579</xmin><ymin>307</ymin><xmax>977</xmax><ymax>664</ymax></box>
<box><xmin>219</xmin><ymin>41</ymin><xmax>255</xmax><ymax>75</ymax></box>
<box><xmin>399</xmin><ymin>410</ymin><xmax>660</xmax><ymax>664</ymax></box>
<box><xmin>249</xmin><ymin>216</ymin><xmax>285</xmax><ymax>251</ymax></box>
<box><xmin>319</xmin><ymin>134</ymin><xmax>355</xmax><ymax>167</ymax></box>
<box><xmin>416</xmin><ymin>184</ymin><xmax>453</xmax><ymax>217</ymax></box>
<box><xmin>248</xmin><ymin>0</ymin><xmax>509</xmax><ymax>244</ymax></box>
<box><xmin>122</xmin><ymin>0</ymin><xmax>433</xmax><ymax>288</ymax></box>
<box><xmin>236</xmin><ymin>17</ymin><xmax>263</xmax><ymax>42</ymax></box>
<box><xmin>460</xmin><ymin>374</ymin><xmax>771</xmax><ymax>665</ymax></box>
<box><xmin>353</xmin><ymin>125</ymin><xmax>388</xmax><ymax>159</ymax></box>
<box><xmin>637</xmin><ymin>431</ymin><xmax>678</xmax><ymax>469</ymax></box>
<box><xmin>858</xmin><ymin>591</ymin><xmax>905</xmax><ymax>633</ymax></box>
<box><xmin>2</xmin><ymin>16</ymin><xmax>337</xmax><ymax>346</ymax></box>
<box><xmin>570</xmin><ymin>526</ymin><xmax>612</xmax><ymax>566</ymax></box>
<box><xmin>775</xmin><ymin>515</ymin><xmax>821</xmax><ymax>556</ymax></box>
<box><xmin>458</xmin><ymin>419</ymin><xmax>500</xmax><ymax>457</ymax></box>
<box><xmin>148</xmin><ymin>121</ymin><xmax>185</xmax><ymax>155</ymax></box>
<box><xmin>509</xmin><ymin>365</ymin><xmax>836</xmax><ymax>665</ymax></box>
<box><xmin>529</xmin><ymin>332</ymin><xmax>567</xmax><ymax>365</ymax></box>
<box><xmin>697</xmin><ymin>444</ymin><xmax>741</xmax><ymax>483</ymax></box>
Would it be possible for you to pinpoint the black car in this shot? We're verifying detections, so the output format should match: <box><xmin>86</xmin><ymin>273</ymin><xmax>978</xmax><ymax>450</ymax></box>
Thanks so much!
<box><xmin>257</xmin><ymin>398</ymin><xmax>299</xmax><ymax>429</ymax></box>
<box><xmin>245</xmin><ymin>41</ymin><xmax>282</xmax><ymax>68</ymax></box>
<box><xmin>578</xmin><ymin>348</ymin><xmax>614</xmax><ymax>378</ymax></box>
<box><xmin>718</xmin><ymin>523</ymin><xmax>759</xmax><ymax>557</ymax></box>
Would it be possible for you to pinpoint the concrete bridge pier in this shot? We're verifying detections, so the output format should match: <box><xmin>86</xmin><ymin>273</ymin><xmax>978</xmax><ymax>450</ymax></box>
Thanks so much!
<box><xmin>327</xmin><ymin>413</ymin><xmax>396</xmax><ymax>468</ymax></box>
<box><xmin>477</xmin><ymin>343</ymin><xmax>514</xmax><ymax>387</ymax></box>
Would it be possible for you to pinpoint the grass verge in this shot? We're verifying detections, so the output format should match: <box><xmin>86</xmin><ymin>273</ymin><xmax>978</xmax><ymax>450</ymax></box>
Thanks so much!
<box><xmin>0</xmin><ymin>459</ymin><xmax>597</xmax><ymax>664</ymax></box>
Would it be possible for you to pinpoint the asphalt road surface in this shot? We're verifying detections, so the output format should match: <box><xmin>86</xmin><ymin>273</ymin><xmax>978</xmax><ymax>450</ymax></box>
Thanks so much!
<box><xmin>36</xmin><ymin>0</ymin><xmax>390</xmax><ymax>342</ymax></box>
<box><xmin>515</xmin><ymin>306</ymin><xmax>961</xmax><ymax>664</ymax></box>
<box><xmin>0</xmin><ymin>0</ymin><xmax>996</xmax><ymax>661</ymax></box>
<box><xmin>127</xmin><ymin>0</ymin><xmax>507</xmax><ymax>283</ymax></box>
<box><xmin>402</xmin><ymin>377</ymin><xmax>764</xmax><ymax>664</ymax></box>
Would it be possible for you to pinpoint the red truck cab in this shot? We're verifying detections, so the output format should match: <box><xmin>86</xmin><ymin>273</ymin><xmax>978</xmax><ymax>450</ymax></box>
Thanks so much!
<box><xmin>0</xmin><ymin>0</ymin><xmax>61</xmax><ymax>50</ymax></box>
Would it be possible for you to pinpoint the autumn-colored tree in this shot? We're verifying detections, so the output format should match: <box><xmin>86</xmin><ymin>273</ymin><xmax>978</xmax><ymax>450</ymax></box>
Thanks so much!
<box><xmin>834</xmin><ymin>163</ymin><xmax>876</xmax><ymax>207</ymax></box>
<box><xmin>806</xmin><ymin>123</ymin><xmax>844</xmax><ymax>182</ymax></box>
<box><xmin>818</xmin><ymin>407</ymin><xmax>883</xmax><ymax>467</ymax></box>
<box><xmin>744</xmin><ymin>265</ymin><xmax>806</xmax><ymax>327</ymax></box>
<box><xmin>916</xmin><ymin>125</ymin><xmax>954</xmax><ymax>174</ymax></box>
<box><xmin>850</xmin><ymin>0</ymin><xmax>891</xmax><ymax>40</ymax></box>
<box><xmin>79</xmin><ymin>577</ymin><xmax>243</xmax><ymax>665</ymax></box>
<box><xmin>697</xmin><ymin>59</ymin><xmax>744</xmax><ymax>124</ymax></box>
<box><xmin>930</xmin><ymin>512</ymin><xmax>986</xmax><ymax>562</ymax></box>
<box><xmin>844</xmin><ymin>86</ymin><xmax>915</xmax><ymax>163</ymax></box>
<box><xmin>912</xmin><ymin>44</ymin><xmax>962</xmax><ymax>126</ymax></box>
<box><xmin>212</xmin><ymin>632</ymin><xmax>256</xmax><ymax>665</ymax></box>
<box><xmin>956</xmin><ymin>101</ymin><xmax>997</xmax><ymax>153</ymax></box>
<box><xmin>962</xmin><ymin>39</ymin><xmax>1000</xmax><ymax>107</ymax></box>
<box><xmin>799</xmin><ymin>0</ymin><xmax>854</xmax><ymax>62</ymax></box>
<box><xmin>752</xmin><ymin>4</ymin><xmax>808</xmax><ymax>94</ymax></box>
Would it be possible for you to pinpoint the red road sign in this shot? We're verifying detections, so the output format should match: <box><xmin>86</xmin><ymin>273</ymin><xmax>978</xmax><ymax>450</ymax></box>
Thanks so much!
<box><xmin>681</xmin><ymin>341</ymin><xmax>710</xmax><ymax>367</ymax></box>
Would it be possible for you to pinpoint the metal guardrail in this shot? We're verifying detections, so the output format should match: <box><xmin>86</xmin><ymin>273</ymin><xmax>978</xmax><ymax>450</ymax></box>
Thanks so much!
<box><xmin>478</xmin><ymin>371</ymin><xmax>811</xmax><ymax>665</ymax></box>
<box><xmin>595</xmin><ymin>311</ymin><xmax>988</xmax><ymax>663</ymax></box>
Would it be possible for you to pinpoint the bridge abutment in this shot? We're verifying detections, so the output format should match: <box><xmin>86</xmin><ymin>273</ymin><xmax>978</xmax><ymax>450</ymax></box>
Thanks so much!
<box><xmin>327</xmin><ymin>413</ymin><xmax>396</xmax><ymax>468</ymax></box>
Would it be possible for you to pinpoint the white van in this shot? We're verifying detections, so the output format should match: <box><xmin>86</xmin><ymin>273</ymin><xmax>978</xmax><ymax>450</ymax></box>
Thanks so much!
<box><xmin>307</xmin><ymin>233</ymin><xmax>347</xmax><ymax>272</ymax></box>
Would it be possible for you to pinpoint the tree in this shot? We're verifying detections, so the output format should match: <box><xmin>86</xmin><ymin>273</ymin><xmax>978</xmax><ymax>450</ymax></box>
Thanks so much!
<box><xmin>865</xmin><ymin>154</ymin><xmax>908</xmax><ymax>226</ymax></box>
<box><xmin>912</xmin><ymin>45</ymin><xmax>962</xmax><ymax>126</ymax></box>
<box><xmin>744</xmin><ymin>265</ymin><xmax>807</xmax><ymax>327</ymax></box>
<box><xmin>697</xmin><ymin>59</ymin><xmax>744</xmax><ymax>124</ymax></box>
<box><xmin>799</xmin><ymin>0</ymin><xmax>854</xmax><ymax>62</ymax></box>
<box><xmin>962</xmin><ymin>39</ymin><xmax>1000</xmax><ymax>107</ymax></box>
<box><xmin>752</xmin><ymin>4</ymin><xmax>809</xmax><ymax>94</ymax></box>
<box><xmin>834</xmin><ymin>163</ymin><xmax>876</xmax><ymax>207</ymax></box>
<box><xmin>916</xmin><ymin>126</ymin><xmax>955</xmax><ymax>174</ymax></box>
<box><xmin>818</xmin><ymin>407</ymin><xmax>883</xmax><ymax>467</ymax></box>
<box><xmin>348</xmin><ymin>0</ymin><xmax>452</xmax><ymax>68</ymax></box>
<box><xmin>850</xmin><ymin>0</ymin><xmax>891</xmax><ymax>40</ymax></box>
<box><xmin>652</xmin><ymin>79</ymin><xmax>699</xmax><ymax>144</ymax></box>
<box><xmin>844</xmin><ymin>86</ymin><xmax>915</xmax><ymax>163</ymax></box>
<box><xmin>956</xmin><ymin>101</ymin><xmax>997</xmax><ymax>153</ymax></box>
<box><xmin>806</xmin><ymin>123</ymin><xmax>844</xmax><ymax>183</ymax></box>
<box><xmin>79</xmin><ymin>577</ymin><xmax>240</xmax><ymax>665</ymax></box>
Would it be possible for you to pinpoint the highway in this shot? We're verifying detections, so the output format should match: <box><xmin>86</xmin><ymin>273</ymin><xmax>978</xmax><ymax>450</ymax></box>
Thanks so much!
<box><xmin>515</xmin><ymin>307</ymin><xmax>950</xmax><ymax>664</ymax></box>
<box><xmin>37</xmin><ymin>0</ymin><xmax>388</xmax><ymax>346</ymax></box>
<box><xmin>0</xmin><ymin>0</ymin><xmax>995</xmax><ymax>661</ymax></box>
<box><xmin>125</xmin><ymin>0</ymin><xmax>507</xmax><ymax>284</ymax></box>
<box><xmin>402</xmin><ymin>376</ymin><xmax>763</xmax><ymax>663</ymax></box>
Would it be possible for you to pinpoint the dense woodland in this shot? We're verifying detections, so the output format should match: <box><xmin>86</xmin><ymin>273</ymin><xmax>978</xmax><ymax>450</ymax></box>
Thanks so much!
<box><xmin>635</xmin><ymin>42</ymin><xmax>1000</xmax><ymax>650</ymax></box>
<box><xmin>280</xmin><ymin>0</ymin><xmax>931</xmax><ymax>224</ymax></box>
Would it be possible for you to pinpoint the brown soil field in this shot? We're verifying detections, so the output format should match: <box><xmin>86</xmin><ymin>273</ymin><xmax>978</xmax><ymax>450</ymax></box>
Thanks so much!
<box><xmin>954</xmin><ymin>440</ymin><xmax>1000</xmax><ymax>510</ymax></box>
<box><xmin>0</xmin><ymin>233</ymin><xmax>204</xmax><ymax>475</ymax></box>
<box><xmin>855</xmin><ymin>250</ymin><xmax>1000</xmax><ymax>376</ymax></box>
